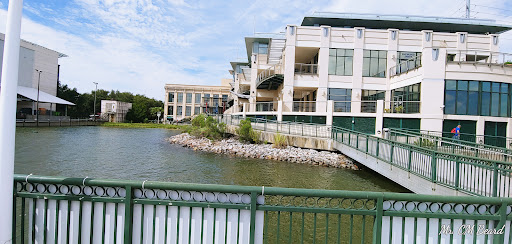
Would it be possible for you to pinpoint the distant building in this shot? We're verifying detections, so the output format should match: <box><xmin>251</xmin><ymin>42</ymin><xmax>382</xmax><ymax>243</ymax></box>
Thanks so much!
<box><xmin>164</xmin><ymin>79</ymin><xmax>231</xmax><ymax>121</ymax></box>
<box><xmin>100</xmin><ymin>100</ymin><xmax>132</xmax><ymax>122</ymax></box>
<box><xmin>0</xmin><ymin>33</ymin><xmax>74</xmax><ymax>120</ymax></box>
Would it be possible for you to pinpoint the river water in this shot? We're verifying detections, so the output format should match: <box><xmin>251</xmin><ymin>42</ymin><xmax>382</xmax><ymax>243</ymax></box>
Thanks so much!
<box><xmin>15</xmin><ymin>126</ymin><xmax>408</xmax><ymax>192</ymax></box>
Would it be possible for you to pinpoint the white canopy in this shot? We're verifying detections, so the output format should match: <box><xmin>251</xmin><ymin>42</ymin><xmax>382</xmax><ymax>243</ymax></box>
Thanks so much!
<box><xmin>230</xmin><ymin>91</ymin><xmax>250</xmax><ymax>99</ymax></box>
<box><xmin>17</xmin><ymin>86</ymin><xmax>75</xmax><ymax>105</ymax></box>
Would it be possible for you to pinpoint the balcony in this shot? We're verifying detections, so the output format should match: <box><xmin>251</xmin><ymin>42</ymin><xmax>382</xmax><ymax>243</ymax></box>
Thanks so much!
<box><xmin>256</xmin><ymin>64</ymin><xmax>284</xmax><ymax>90</ymax></box>
<box><xmin>294</xmin><ymin>63</ymin><xmax>318</xmax><ymax>75</ymax></box>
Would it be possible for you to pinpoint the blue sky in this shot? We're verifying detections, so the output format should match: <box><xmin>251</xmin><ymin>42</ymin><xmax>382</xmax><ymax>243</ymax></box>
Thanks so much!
<box><xmin>0</xmin><ymin>0</ymin><xmax>511</xmax><ymax>100</ymax></box>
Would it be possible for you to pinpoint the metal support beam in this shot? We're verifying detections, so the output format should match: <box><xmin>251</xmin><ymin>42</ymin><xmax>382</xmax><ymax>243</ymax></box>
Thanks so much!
<box><xmin>0</xmin><ymin>0</ymin><xmax>24</xmax><ymax>243</ymax></box>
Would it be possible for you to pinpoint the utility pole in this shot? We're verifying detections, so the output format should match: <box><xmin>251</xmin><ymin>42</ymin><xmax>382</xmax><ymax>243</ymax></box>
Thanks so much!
<box><xmin>93</xmin><ymin>82</ymin><xmax>98</xmax><ymax>120</ymax></box>
<box><xmin>35</xmin><ymin>69</ymin><xmax>42</xmax><ymax>127</ymax></box>
<box><xmin>466</xmin><ymin>0</ymin><xmax>471</xmax><ymax>18</ymax></box>
<box><xmin>0</xmin><ymin>0</ymin><xmax>24</xmax><ymax>243</ymax></box>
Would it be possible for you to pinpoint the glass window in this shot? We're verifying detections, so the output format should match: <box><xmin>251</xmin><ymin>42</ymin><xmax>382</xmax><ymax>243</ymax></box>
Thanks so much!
<box><xmin>362</xmin><ymin>90</ymin><xmax>385</xmax><ymax>100</ymax></box>
<box><xmin>195</xmin><ymin>94</ymin><xmax>201</xmax><ymax>103</ymax></box>
<box><xmin>445</xmin><ymin>80</ymin><xmax>512</xmax><ymax>117</ymax></box>
<box><xmin>396</xmin><ymin>52</ymin><xmax>421</xmax><ymax>74</ymax></box>
<box><xmin>363</xmin><ymin>50</ymin><xmax>387</xmax><ymax>77</ymax></box>
<box><xmin>168</xmin><ymin>92</ymin><xmax>174</xmax><ymax>102</ymax></box>
<box><xmin>203</xmin><ymin>94</ymin><xmax>210</xmax><ymax>105</ymax></box>
<box><xmin>213</xmin><ymin>94</ymin><xmax>219</xmax><ymax>106</ymax></box>
<box><xmin>185</xmin><ymin>106</ymin><xmax>191</xmax><ymax>116</ymax></box>
<box><xmin>329</xmin><ymin>88</ymin><xmax>352</xmax><ymax>112</ymax></box>
<box><xmin>328</xmin><ymin>49</ymin><xmax>353</xmax><ymax>76</ymax></box>
<box><xmin>177</xmin><ymin>106</ymin><xmax>182</xmax><ymax>115</ymax></box>
<box><xmin>186</xmin><ymin>93</ymin><xmax>192</xmax><ymax>103</ymax></box>
<box><xmin>445</xmin><ymin>91</ymin><xmax>456</xmax><ymax>114</ymax></box>
<box><xmin>177</xmin><ymin>93</ymin><xmax>183</xmax><ymax>103</ymax></box>
<box><xmin>222</xmin><ymin>95</ymin><xmax>228</xmax><ymax>102</ymax></box>
<box><xmin>168</xmin><ymin>106</ymin><xmax>173</xmax><ymax>115</ymax></box>
<box><xmin>194</xmin><ymin>106</ymin><xmax>200</xmax><ymax>115</ymax></box>
<box><xmin>446</xmin><ymin>80</ymin><xmax>457</xmax><ymax>90</ymax></box>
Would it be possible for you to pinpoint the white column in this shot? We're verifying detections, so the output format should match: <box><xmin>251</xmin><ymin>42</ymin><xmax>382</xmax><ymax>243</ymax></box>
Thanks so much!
<box><xmin>0</xmin><ymin>1</ymin><xmax>23</xmax><ymax>243</ymax></box>
<box><xmin>326</xmin><ymin>100</ymin><xmax>334</xmax><ymax>126</ymax></box>
<box><xmin>283</xmin><ymin>25</ymin><xmax>297</xmax><ymax>113</ymax></box>
<box><xmin>477</xmin><ymin>117</ymin><xmax>486</xmax><ymax>144</ymax></box>
<box><xmin>277</xmin><ymin>100</ymin><xmax>283</xmax><ymax>122</ymax></box>
<box><xmin>243</xmin><ymin>103</ymin><xmax>247</xmax><ymax>119</ymax></box>
<box><xmin>351</xmin><ymin>27</ymin><xmax>365</xmax><ymax>114</ymax></box>
<box><xmin>375</xmin><ymin>100</ymin><xmax>384</xmax><ymax>137</ymax></box>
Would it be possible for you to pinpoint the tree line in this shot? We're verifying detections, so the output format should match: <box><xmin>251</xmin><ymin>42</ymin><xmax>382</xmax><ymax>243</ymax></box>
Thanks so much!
<box><xmin>56</xmin><ymin>81</ymin><xmax>163</xmax><ymax>123</ymax></box>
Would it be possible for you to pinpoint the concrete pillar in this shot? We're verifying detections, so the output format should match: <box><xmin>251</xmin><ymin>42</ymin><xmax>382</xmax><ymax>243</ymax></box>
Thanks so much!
<box><xmin>477</xmin><ymin>117</ymin><xmax>486</xmax><ymax>144</ymax></box>
<box><xmin>326</xmin><ymin>100</ymin><xmax>334</xmax><ymax>126</ymax></box>
<box><xmin>420</xmin><ymin>46</ymin><xmax>447</xmax><ymax>133</ymax></box>
<box><xmin>351</xmin><ymin>27</ymin><xmax>365</xmax><ymax>114</ymax></box>
<box><xmin>277</xmin><ymin>100</ymin><xmax>283</xmax><ymax>122</ymax></box>
<box><xmin>172</xmin><ymin>91</ymin><xmax>177</xmax><ymax>120</ymax></box>
<box><xmin>375</xmin><ymin>100</ymin><xmax>384</xmax><ymax>137</ymax></box>
<box><xmin>283</xmin><ymin>25</ymin><xmax>297</xmax><ymax>113</ymax></box>
<box><xmin>317</xmin><ymin>26</ymin><xmax>330</xmax><ymax>113</ymax></box>
<box><xmin>243</xmin><ymin>103</ymin><xmax>247</xmax><ymax>119</ymax></box>
<box><xmin>164</xmin><ymin>90</ymin><xmax>169</xmax><ymax>120</ymax></box>
<box><xmin>250</xmin><ymin>53</ymin><xmax>258</xmax><ymax>112</ymax></box>
<box><xmin>507</xmin><ymin>118</ymin><xmax>512</xmax><ymax>149</ymax></box>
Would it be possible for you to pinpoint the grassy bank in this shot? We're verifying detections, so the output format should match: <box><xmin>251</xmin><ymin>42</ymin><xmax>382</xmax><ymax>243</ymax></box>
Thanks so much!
<box><xmin>101</xmin><ymin>122</ymin><xmax>189</xmax><ymax>129</ymax></box>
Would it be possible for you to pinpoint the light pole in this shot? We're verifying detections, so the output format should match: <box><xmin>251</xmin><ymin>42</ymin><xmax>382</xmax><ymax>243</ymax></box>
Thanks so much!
<box><xmin>93</xmin><ymin>82</ymin><xmax>98</xmax><ymax>120</ymax></box>
<box><xmin>0</xmin><ymin>0</ymin><xmax>24</xmax><ymax>242</ymax></box>
<box><xmin>35</xmin><ymin>69</ymin><xmax>42</xmax><ymax>126</ymax></box>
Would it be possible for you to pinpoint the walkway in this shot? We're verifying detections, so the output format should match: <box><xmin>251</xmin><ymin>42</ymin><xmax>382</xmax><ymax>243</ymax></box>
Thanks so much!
<box><xmin>217</xmin><ymin>115</ymin><xmax>512</xmax><ymax>197</ymax></box>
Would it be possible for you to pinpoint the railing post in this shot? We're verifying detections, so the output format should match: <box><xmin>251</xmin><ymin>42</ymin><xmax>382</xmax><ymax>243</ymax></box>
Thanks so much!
<box><xmin>431</xmin><ymin>151</ymin><xmax>437</xmax><ymax>184</ymax></box>
<box><xmin>124</xmin><ymin>186</ymin><xmax>133</xmax><ymax>243</ymax></box>
<box><xmin>366</xmin><ymin>134</ymin><xmax>369</xmax><ymax>153</ymax></box>
<box><xmin>376</xmin><ymin>138</ymin><xmax>380</xmax><ymax>158</ymax></box>
<box><xmin>249</xmin><ymin>191</ymin><xmax>258</xmax><ymax>244</ymax></box>
<box><xmin>455</xmin><ymin>156</ymin><xmax>460</xmax><ymax>191</ymax></box>
<box><xmin>492</xmin><ymin>162</ymin><xmax>498</xmax><ymax>197</ymax></box>
<box><xmin>408</xmin><ymin>146</ymin><xmax>412</xmax><ymax>173</ymax></box>
<box><xmin>372</xmin><ymin>197</ymin><xmax>383</xmax><ymax>244</ymax></box>
<box><xmin>390</xmin><ymin>142</ymin><xmax>394</xmax><ymax>164</ymax></box>
<box><xmin>493</xmin><ymin>203</ymin><xmax>507</xmax><ymax>243</ymax></box>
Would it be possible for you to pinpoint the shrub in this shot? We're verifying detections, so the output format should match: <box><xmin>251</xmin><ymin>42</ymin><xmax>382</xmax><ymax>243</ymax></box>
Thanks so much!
<box><xmin>237</xmin><ymin>118</ymin><xmax>261</xmax><ymax>144</ymax></box>
<box><xmin>273</xmin><ymin>133</ymin><xmax>287</xmax><ymax>149</ymax></box>
<box><xmin>414</xmin><ymin>138</ymin><xmax>436</xmax><ymax>149</ymax></box>
<box><xmin>185</xmin><ymin>114</ymin><xmax>227</xmax><ymax>140</ymax></box>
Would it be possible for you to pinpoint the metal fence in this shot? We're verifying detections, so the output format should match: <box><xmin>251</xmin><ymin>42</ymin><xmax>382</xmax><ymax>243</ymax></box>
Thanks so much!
<box><xmin>402</xmin><ymin>128</ymin><xmax>512</xmax><ymax>149</ymax></box>
<box><xmin>218</xmin><ymin>115</ymin><xmax>512</xmax><ymax>198</ymax></box>
<box><xmin>15</xmin><ymin>118</ymin><xmax>104</xmax><ymax>127</ymax></box>
<box><xmin>13</xmin><ymin>174</ymin><xmax>512</xmax><ymax>244</ymax></box>
<box><xmin>389</xmin><ymin>128</ymin><xmax>512</xmax><ymax>163</ymax></box>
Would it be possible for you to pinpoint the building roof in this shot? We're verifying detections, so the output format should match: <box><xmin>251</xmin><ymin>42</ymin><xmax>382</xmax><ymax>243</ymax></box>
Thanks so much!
<box><xmin>301</xmin><ymin>12</ymin><xmax>512</xmax><ymax>34</ymax></box>
<box><xmin>0</xmin><ymin>33</ymin><xmax>68</xmax><ymax>58</ymax></box>
<box><xmin>17</xmin><ymin>86</ymin><xmax>75</xmax><ymax>105</ymax></box>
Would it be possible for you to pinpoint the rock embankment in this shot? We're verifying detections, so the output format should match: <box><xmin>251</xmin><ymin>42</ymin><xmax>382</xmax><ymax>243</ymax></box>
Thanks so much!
<box><xmin>169</xmin><ymin>133</ymin><xmax>357</xmax><ymax>170</ymax></box>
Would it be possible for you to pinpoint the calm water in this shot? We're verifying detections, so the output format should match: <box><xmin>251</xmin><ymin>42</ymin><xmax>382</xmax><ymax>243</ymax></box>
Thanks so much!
<box><xmin>15</xmin><ymin>126</ymin><xmax>408</xmax><ymax>192</ymax></box>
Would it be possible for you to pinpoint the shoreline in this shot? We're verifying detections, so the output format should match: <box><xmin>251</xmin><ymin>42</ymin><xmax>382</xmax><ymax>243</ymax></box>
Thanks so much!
<box><xmin>169</xmin><ymin>133</ymin><xmax>357</xmax><ymax>170</ymax></box>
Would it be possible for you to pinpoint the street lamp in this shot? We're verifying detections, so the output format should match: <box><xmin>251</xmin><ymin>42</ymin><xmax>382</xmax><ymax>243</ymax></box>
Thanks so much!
<box><xmin>93</xmin><ymin>82</ymin><xmax>98</xmax><ymax>120</ymax></box>
<box><xmin>157</xmin><ymin>111</ymin><xmax>161</xmax><ymax>124</ymax></box>
<box><xmin>35</xmin><ymin>69</ymin><xmax>42</xmax><ymax>127</ymax></box>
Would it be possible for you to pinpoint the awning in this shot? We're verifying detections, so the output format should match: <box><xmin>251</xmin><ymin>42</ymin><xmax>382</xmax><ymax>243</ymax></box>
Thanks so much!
<box><xmin>17</xmin><ymin>86</ymin><xmax>75</xmax><ymax>105</ymax></box>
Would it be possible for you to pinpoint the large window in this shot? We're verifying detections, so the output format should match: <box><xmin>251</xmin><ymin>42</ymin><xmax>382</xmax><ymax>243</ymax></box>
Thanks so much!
<box><xmin>329</xmin><ymin>88</ymin><xmax>352</xmax><ymax>112</ymax></box>
<box><xmin>328</xmin><ymin>49</ymin><xmax>353</xmax><ymax>76</ymax></box>
<box><xmin>363</xmin><ymin>50</ymin><xmax>387</xmax><ymax>77</ymax></box>
<box><xmin>253</xmin><ymin>42</ymin><xmax>268</xmax><ymax>54</ymax></box>
<box><xmin>177</xmin><ymin>106</ymin><xmax>182</xmax><ymax>115</ymax></box>
<box><xmin>194</xmin><ymin>106</ymin><xmax>201</xmax><ymax>115</ymax></box>
<box><xmin>186</xmin><ymin>93</ymin><xmax>192</xmax><ymax>103</ymax></box>
<box><xmin>361</xmin><ymin>90</ymin><xmax>385</xmax><ymax>112</ymax></box>
<box><xmin>213</xmin><ymin>94</ymin><xmax>219</xmax><ymax>106</ymax></box>
<box><xmin>391</xmin><ymin>83</ymin><xmax>421</xmax><ymax>113</ymax></box>
<box><xmin>168</xmin><ymin>106</ymin><xmax>173</xmax><ymax>115</ymax></box>
<box><xmin>222</xmin><ymin>95</ymin><xmax>228</xmax><ymax>102</ymax></box>
<box><xmin>396</xmin><ymin>52</ymin><xmax>421</xmax><ymax>74</ymax></box>
<box><xmin>195</xmin><ymin>94</ymin><xmax>201</xmax><ymax>104</ymax></box>
<box><xmin>185</xmin><ymin>106</ymin><xmax>191</xmax><ymax>116</ymax></box>
<box><xmin>203</xmin><ymin>94</ymin><xmax>210</xmax><ymax>105</ymax></box>
<box><xmin>445</xmin><ymin>80</ymin><xmax>510</xmax><ymax>117</ymax></box>
<box><xmin>168</xmin><ymin>92</ymin><xmax>174</xmax><ymax>103</ymax></box>
<box><xmin>177</xmin><ymin>93</ymin><xmax>183</xmax><ymax>103</ymax></box>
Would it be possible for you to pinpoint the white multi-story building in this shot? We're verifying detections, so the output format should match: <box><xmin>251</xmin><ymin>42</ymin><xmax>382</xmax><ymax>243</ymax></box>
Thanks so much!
<box><xmin>164</xmin><ymin>79</ymin><xmax>231</xmax><ymax>121</ymax></box>
<box><xmin>227</xmin><ymin>13</ymin><xmax>512</xmax><ymax>146</ymax></box>
<box><xmin>100</xmin><ymin>100</ymin><xmax>132</xmax><ymax>122</ymax></box>
<box><xmin>0</xmin><ymin>33</ymin><xmax>74</xmax><ymax>119</ymax></box>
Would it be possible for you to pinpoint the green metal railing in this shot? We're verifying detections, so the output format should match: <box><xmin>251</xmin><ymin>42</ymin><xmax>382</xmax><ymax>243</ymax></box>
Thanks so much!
<box><xmin>401</xmin><ymin>128</ymin><xmax>512</xmax><ymax>149</ymax></box>
<box><xmin>388</xmin><ymin>128</ymin><xmax>512</xmax><ymax>162</ymax></box>
<box><xmin>217</xmin><ymin>115</ymin><xmax>512</xmax><ymax>198</ymax></box>
<box><xmin>12</xmin><ymin>174</ymin><xmax>512</xmax><ymax>243</ymax></box>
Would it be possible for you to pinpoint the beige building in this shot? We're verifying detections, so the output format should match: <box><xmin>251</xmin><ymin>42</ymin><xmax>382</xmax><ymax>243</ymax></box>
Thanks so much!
<box><xmin>100</xmin><ymin>100</ymin><xmax>132</xmax><ymax>122</ymax></box>
<box><xmin>226</xmin><ymin>13</ymin><xmax>512</xmax><ymax>147</ymax></box>
<box><xmin>164</xmin><ymin>79</ymin><xmax>231</xmax><ymax>121</ymax></box>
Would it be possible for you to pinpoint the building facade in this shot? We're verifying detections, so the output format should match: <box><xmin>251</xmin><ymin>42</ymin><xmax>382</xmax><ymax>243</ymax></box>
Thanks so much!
<box><xmin>227</xmin><ymin>13</ymin><xmax>512</xmax><ymax>146</ymax></box>
<box><xmin>164</xmin><ymin>79</ymin><xmax>231</xmax><ymax>121</ymax></box>
<box><xmin>100</xmin><ymin>100</ymin><xmax>132</xmax><ymax>122</ymax></box>
<box><xmin>0</xmin><ymin>33</ymin><xmax>73</xmax><ymax>119</ymax></box>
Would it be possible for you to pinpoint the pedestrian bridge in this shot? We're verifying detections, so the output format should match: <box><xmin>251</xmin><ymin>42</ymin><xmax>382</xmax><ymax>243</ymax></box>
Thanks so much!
<box><xmin>216</xmin><ymin>115</ymin><xmax>512</xmax><ymax>198</ymax></box>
